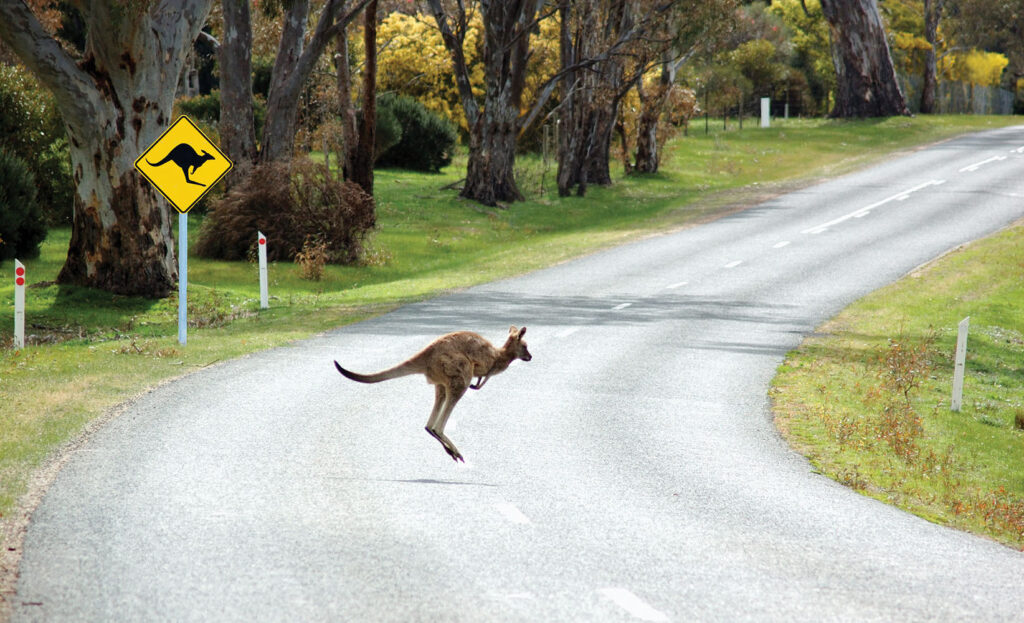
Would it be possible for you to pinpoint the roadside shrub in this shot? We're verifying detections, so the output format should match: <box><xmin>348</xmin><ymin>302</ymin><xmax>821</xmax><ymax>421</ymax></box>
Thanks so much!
<box><xmin>0</xmin><ymin>149</ymin><xmax>46</xmax><ymax>261</ymax></box>
<box><xmin>295</xmin><ymin>235</ymin><xmax>328</xmax><ymax>281</ymax></box>
<box><xmin>0</xmin><ymin>64</ymin><xmax>73</xmax><ymax>226</ymax></box>
<box><xmin>344</xmin><ymin>98</ymin><xmax>403</xmax><ymax>163</ymax></box>
<box><xmin>176</xmin><ymin>91</ymin><xmax>221</xmax><ymax>124</ymax></box>
<box><xmin>196</xmin><ymin>158</ymin><xmax>375</xmax><ymax>264</ymax></box>
<box><xmin>375</xmin><ymin>93</ymin><xmax>457</xmax><ymax>172</ymax></box>
<box><xmin>34</xmin><ymin>139</ymin><xmax>74</xmax><ymax>225</ymax></box>
<box><xmin>252</xmin><ymin>57</ymin><xmax>274</xmax><ymax>99</ymax></box>
<box><xmin>873</xmin><ymin>332</ymin><xmax>936</xmax><ymax>463</ymax></box>
<box><xmin>174</xmin><ymin>90</ymin><xmax>267</xmax><ymax>141</ymax></box>
<box><xmin>370</xmin><ymin>99</ymin><xmax>403</xmax><ymax>160</ymax></box>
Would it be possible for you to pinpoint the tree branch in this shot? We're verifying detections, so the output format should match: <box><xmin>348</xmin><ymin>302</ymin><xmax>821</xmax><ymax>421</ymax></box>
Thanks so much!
<box><xmin>324</xmin><ymin>0</ymin><xmax>375</xmax><ymax>41</ymax></box>
<box><xmin>519</xmin><ymin>1</ymin><xmax>676</xmax><ymax>134</ymax></box>
<box><xmin>0</xmin><ymin>0</ymin><xmax>99</xmax><ymax>127</ymax></box>
<box><xmin>287</xmin><ymin>0</ymin><xmax>371</xmax><ymax>107</ymax></box>
<box><xmin>424</xmin><ymin>0</ymin><xmax>481</xmax><ymax>128</ymax></box>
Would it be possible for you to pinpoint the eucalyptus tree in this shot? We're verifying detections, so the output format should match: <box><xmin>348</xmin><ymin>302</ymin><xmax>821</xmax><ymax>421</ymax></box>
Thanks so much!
<box><xmin>920</xmin><ymin>0</ymin><xmax>945</xmax><ymax>114</ymax></box>
<box><xmin>633</xmin><ymin>0</ymin><xmax>737</xmax><ymax>174</ymax></box>
<box><xmin>555</xmin><ymin>0</ymin><xmax>688</xmax><ymax>195</ymax></box>
<box><xmin>818</xmin><ymin>0</ymin><xmax>910</xmax><ymax>117</ymax></box>
<box><xmin>0</xmin><ymin>0</ymin><xmax>213</xmax><ymax>296</ymax></box>
<box><xmin>217</xmin><ymin>0</ymin><xmax>373</xmax><ymax>169</ymax></box>
<box><xmin>426</xmin><ymin>0</ymin><xmax>546</xmax><ymax>206</ymax></box>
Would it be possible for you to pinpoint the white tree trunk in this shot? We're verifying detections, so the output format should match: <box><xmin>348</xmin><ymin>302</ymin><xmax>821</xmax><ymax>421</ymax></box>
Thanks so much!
<box><xmin>0</xmin><ymin>0</ymin><xmax>213</xmax><ymax>296</ymax></box>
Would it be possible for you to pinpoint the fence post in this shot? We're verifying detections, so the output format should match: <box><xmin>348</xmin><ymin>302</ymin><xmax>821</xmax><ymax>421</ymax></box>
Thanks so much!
<box><xmin>951</xmin><ymin>316</ymin><xmax>970</xmax><ymax>411</ymax></box>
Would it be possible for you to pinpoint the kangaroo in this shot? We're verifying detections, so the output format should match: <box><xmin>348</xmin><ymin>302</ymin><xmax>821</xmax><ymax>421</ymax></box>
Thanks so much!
<box><xmin>146</xmin><ymin>143</ymin><xmax>214</xmax><ymax>186</ymax></box>
<box><xmin>334</xmin><ymin>326</ymin><xmax>532</xmax><ymax>462</ymax></box>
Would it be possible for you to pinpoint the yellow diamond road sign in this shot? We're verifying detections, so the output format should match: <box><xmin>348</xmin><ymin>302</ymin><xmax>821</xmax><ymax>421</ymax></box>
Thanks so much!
<box><xmin>135</xmin><ymin>115</ymin><xmax>233</xmax><ymax>214</ymax></box>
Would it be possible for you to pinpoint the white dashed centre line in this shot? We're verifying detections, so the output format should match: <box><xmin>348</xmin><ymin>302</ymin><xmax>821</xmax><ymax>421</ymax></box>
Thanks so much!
<box><xmin>724</xmin><ymin>260</ymin><xmax>742</xmax><ymax>268</ymax></box>
<box><xmin>959</xmin><ymin>155</ymin><xmax>1006</xmax><ymax>172</ymax></box>
<box><xmin>665</xmin><ymin>281</ymin><xmax>688</xmax><ymax>289</ymax></box>
<box><xmin>773</xmin><ymin>241</ymin><xmax>790</xmax><ymax>248</ymax></box>
<box><xmin>801</xmin><ymin>179</ymin><xmax>945</xmax><ymax>234</ymax></box>
<box><xmin>556</xmin><ymin>327</ymin><xmax>579</xmax><ymax>338</ymax></box>
<box><xmin>493</xmin><ymin>502</ymin><xmax>531</xmax><ymax>525</ymax></box>
<box><xmin>598</xmin><ymin>588</ymin><xmax>669</xmax><ymax>622</ymax></box>
<box><xmin>612</xmin><ymin>303</ymin><xmax>632</xmax><ymax>311</ymax></box>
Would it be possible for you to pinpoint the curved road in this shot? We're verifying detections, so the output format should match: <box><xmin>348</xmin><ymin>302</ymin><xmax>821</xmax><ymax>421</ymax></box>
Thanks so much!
<box><xmin>14</xmin><ymin>127</ymin><xmax>1024</xmax><ymax>621</ymax></box>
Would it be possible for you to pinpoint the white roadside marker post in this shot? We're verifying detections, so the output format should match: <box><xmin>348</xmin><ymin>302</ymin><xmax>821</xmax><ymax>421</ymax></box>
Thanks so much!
<box><xmin>760</xmin><ymin>97</ymin><xmax>770</xmax><ymax>128</ymax></box>
<box><xmin>951</xmin><ymin>316</ymin><xmax>970</xmax><ymax>411</ymax></box>
<box><xmin>14</xmin><ymin>259</ymin><xmax>25</xmax><ymax>349</ymax></box>
<box><xmin>258</xmin><ymin>231</ymin><xmax>269</xmax><ymax>309</ymax></box>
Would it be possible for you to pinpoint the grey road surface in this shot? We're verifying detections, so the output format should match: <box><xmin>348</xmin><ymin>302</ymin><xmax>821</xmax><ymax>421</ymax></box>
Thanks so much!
<box><xmin>14</xmin><ymin>127</ymin><xmax>1024</xmax><ymax>621</ymax></box>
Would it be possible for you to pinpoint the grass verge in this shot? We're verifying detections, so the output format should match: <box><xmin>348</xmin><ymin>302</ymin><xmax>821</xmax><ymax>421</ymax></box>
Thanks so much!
<box><xmin>772</xmin><ymin>219</ymin><xmax>1024</xmax><ymax>550</ymax></box>
<box><xmin>0</xmin><ymin>116</ymin><xmax>1021</xmax><ymax>596</ymax></box>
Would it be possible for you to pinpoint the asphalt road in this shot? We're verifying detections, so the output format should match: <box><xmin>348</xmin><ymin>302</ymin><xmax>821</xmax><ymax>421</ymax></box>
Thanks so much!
<box><xmin>14</xmin><ymin>127</ymin><xmax>1024</xmax><ymax>621</ymax></box>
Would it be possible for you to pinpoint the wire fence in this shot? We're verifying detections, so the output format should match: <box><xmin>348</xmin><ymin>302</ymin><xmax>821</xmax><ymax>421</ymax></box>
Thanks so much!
<box><xmin>899</xmin><ymin>75</ymin><xmax>1016</xmax><ymax>115</ymax></box>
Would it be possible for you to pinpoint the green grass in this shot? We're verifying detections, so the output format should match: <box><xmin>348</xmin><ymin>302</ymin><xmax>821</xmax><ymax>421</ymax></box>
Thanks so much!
<box><xmin>772</xmin><ymin>220</ymin><xmax>1024</xmax><ymax>549</ymax></box>
<box><xmin>0</xmin><ymin>115</ymin><xmax>1020</xmax><ymax>529</ymax></box>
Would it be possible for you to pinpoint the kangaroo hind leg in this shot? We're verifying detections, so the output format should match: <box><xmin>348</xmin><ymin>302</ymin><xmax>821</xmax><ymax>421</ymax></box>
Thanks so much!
<box><xmin>434</xmin><ymin>379</ymin><xmax>469</xmax><ymax>463</ymax></box>
<box><xmin>425</xmin><ymin>385</ymin><xmax>462</xmax><ymax>462</ymax></box>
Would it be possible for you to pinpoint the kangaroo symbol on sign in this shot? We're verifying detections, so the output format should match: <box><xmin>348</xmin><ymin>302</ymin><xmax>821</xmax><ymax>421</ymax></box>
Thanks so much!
<box><xmin>146</xmin><ymin>143</ymin><xmax>215</xmax><ymax>186</ymax></box>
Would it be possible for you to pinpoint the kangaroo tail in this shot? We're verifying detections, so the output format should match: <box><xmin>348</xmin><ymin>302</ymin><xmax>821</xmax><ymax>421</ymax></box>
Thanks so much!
<box><xmin>334</xmin><ymin>359</ymin><xmax>420</xmax><ymax>383</ymax></box>
<box><xmin>146</xmin><ymin>155</ymin><xmax>171</xmax><ymax>167</ymax></box>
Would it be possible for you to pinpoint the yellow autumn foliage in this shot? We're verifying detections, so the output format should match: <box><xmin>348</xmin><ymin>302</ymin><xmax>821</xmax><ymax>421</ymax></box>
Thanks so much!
<box><xmin>374</xmin><ymin>12</ymin><xmax>484</xmax><ymax>134</ymax></box>
<box><xmin>942</xmin><ymin>50</ymin><xmax>1009</xmax><ymax>87</ymax></box>
<box><xmin>371</xmin><ymin>10</ymin><xmax>561</xmax><ymax>136</ymax></box>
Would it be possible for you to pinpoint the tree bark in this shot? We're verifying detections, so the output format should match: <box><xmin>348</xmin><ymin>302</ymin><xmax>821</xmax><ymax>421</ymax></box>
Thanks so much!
<box><xmin>556</xmin><ymin>0</ymin><xmax>583</xmax><ymax>196</ymax></box>
<box><xmin>633</xmin><ymin>78</ymin><xmax>665</xmax><ymax>174</ymax></box>
<box><xmin>219</xmin><ymin>0</ymin><xmax>257</xmax><ymax>182</ymax></box>
<box><xmin>557</xmin><ymin>0</ymin><xmax>632</xmax><ymax>196</ymax></box>
<box><xmin>260</xmin><ymin>0</ymin><xmax>310</xmax><ymax>163</ymax></box>
<box><xmin>634</xmin><ymin>47</ymin><xmax>695</xmax><ymax>174</ymax></box>
<box><xmin>920</xmin><ymin>0</ymin><xmax>944</xmax><ymax>114</ymax></box>
<box><xmin>820</xmin><ymin>0</ymin><xmax>910</xmax><ymax>117</ymax></box>
<box><xmin>351</xmin><ymin>0</ymin><xmax>377</xmax><ymax>194</ymax></box>
<box><xmin>427</xmin><ymin>0</ymin><xmax>542</xmax><ymax>206</ymax></box>
<box><xmin>0</xmin><ymin>0</ymin><xmax>213</xmax><ymax>297</ymax></box>
<box><xmin>260</xmin><ymin>0</ymin><xmax>373</xmax><ymax>163</ymax></box>
<box><xmin>335</xmin><ymin>26</ymin><xmax>357</xmax><ymax>178</ymax></box>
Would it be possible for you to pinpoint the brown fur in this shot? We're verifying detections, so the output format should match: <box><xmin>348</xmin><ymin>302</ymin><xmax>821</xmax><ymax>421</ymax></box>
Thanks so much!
<box><xmin>335</xmin><ymin>326</ymin><xmax>532</xmax><ymax>462</ymax></box>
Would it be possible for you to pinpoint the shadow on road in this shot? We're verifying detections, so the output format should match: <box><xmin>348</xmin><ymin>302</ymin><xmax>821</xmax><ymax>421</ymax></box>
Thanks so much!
<box><xmin>332</xmin><ymin>290</ymin><xmax>810</xmax><ymax>338</ymax></box>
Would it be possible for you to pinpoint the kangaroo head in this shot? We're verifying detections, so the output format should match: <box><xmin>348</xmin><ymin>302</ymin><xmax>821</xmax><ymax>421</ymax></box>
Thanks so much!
<box><xmin>506</xmin><ymin>325</ymin><xmax>532</xmax><ymax>362</ymax></box>
<box><xmin>201</xmin><ymin>150</ymin><xmax>214</xmax><ymax>162</ymax></box>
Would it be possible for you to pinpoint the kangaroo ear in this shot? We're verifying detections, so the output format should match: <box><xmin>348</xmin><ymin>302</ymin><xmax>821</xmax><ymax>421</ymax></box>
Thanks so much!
<box><xmin>517</xmin><ymin>326</ymin><xmax>527</xmax><ymax>339</ymax></box>
<box><xmin>509</xmin><ymin>325</ymin><xmax>518</xmax><ymax>336</ymax></box>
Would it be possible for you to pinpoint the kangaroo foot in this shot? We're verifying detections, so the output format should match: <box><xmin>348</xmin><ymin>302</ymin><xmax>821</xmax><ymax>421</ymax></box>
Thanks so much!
<box><xmin>444</xmin><ymin>445</ymin><xmax>465</xmax><ymax>463</ymax></box>
<box><xmin>425</xmin><ymin>427</ymin><xmax>464</xmax><ymax>462</ymax></box>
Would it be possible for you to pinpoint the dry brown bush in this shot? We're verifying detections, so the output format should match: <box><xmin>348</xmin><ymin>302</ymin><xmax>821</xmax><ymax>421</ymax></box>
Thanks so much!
<box><xmin>196</xmin><ymin>158</ymin><xmax>375</xmax><ymax>264</ymax></box>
